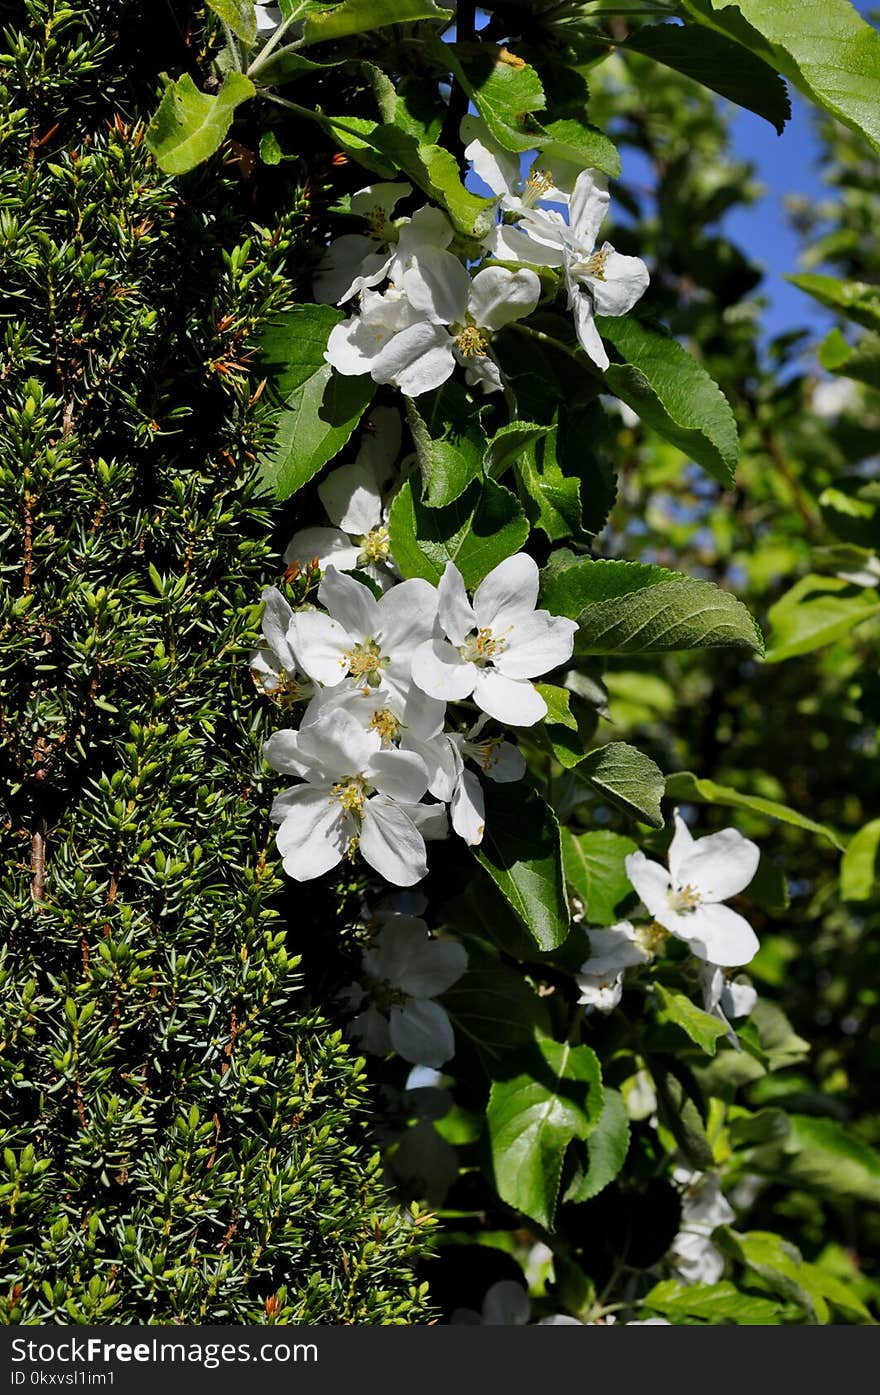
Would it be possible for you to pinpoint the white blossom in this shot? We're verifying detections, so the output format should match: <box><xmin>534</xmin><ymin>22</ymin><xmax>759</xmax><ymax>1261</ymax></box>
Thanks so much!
<box><xmin>313</xmin><ymin>183</ymin><xmax>413</xmax><ymax>304</ymax></box>
<box><xmin>452</xmin><ymin>1281</ymin><xmax>531</xmax><ymax>1326</ymax></box>
<box><xmin>576</xmin><ymin>920</ymin><xmax>650</xmax><ymax>1014</ymax></box>
<box><xmin>411</xmin><ymin>554</ymin><xmax>577</xmax><ymax>726</ymax></box>
<box><xmin>669</xmin><ymin>1168</ymin><xmax>735</xmax><ymax>1286</ymax></box>
<box><xmin>289</xmin><ymin>566</ymin><xmax>438</xmax><ymax>708</ymax></box>
<box><xmin>700</xmin><ymin>963</ymin><xmax>757</xmax><ymax>1045</ymax></box>
<box><xmin>284</xmin><ymin>406</ymin><xmax>402</xmax><ymax>589</ymax></box>
<box><xmin>264</xmin><ymin>708</ymin><xmax>431</xmax><ymax>886</ymax></box>
<box><xmin>462</xmin><ymin>115</ymin><xmax>579</xmax><ymax>220</ymax></box>
<box><xmin>625</xmin><ymin>810</ymin><xmax>760</xmax><ymax>967</ymax></box>
<box><xmin>249</xmin><ymin>586</ymin><xmax>313</xmax><ymax>704</ymax></box>
<box><xmin>348</xmin><ymin>915</ymin><xmax>467</xmax><ymax>1066</ymax></box>
<box><xmin>402</xmin><ymin>704</ymin><xmax>526</xmax><ymax>847</ymax></box>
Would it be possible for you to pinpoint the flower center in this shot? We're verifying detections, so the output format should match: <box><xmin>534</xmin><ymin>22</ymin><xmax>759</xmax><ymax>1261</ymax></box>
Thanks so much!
<box><xmin>358</xmin><ymin>525</ymin><xmax>391</xmax><ymax>565</ymax></box>
<box><xmin>667</xmin><ymin>884</ymin><xmax>701</xmax><ymax>915</ymax></box>
<box><xmin>332</xmin><ymin>777</ymin><xmax>367</xmax><ymax>819</ymax></box>
<box><xmin>369</xmin><ymin>707</ymin><xmax>401</xmax><ymax>745</ymax></box>
<box><xmin>342</xmin><ymin>636</ymin><xmax>388</xmax><ymax>687</ymax></box>
<box><xmin>522</xmin><ymin>168</ymin><xmax>554</xmax><ymax>208</ymax></box>
<box><xmin>455</xmin><ymin>324</ymin><xmax>489</xmax><ymax>358</ymax></box>
<box><xmin>371</xmin><ymin>978</ymin><xmax>409</xmax><ymax>1012</ymax></box>
<box><xmin>583</xmin><ymin>247</ymin><xmax>609</xmax><ymax>281</ymax></box>
<box><xmin>459</xmin><ymin>625</ymin><xmax>506</xmax><ymax>666</ymax></box>
<box><xmin>635</xmin><ymin>921</ymin><xmax>670</xmax><ymax>956</ymax></box>
<box><xmin>469</xmin><ymin>735</ymin><xmax>504</xmax><ymax>772</ymax></box>
<box><xmin>364</xmin><ymin>207</ymin><xmax>391</xmax><ymax>239</ymax></box>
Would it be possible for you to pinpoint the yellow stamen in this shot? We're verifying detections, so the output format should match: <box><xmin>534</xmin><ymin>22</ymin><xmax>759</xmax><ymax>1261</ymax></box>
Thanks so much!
<box><xmin>343</xmin><ymin>637</ymin><xmax>385</xmax><ymax>685</ymax></box>
<box><xmin>635</xmin><ymin>921</ymin><xmax>670</xmax><ymax>956</ymax></box>
<box><xmin>522</xmin><ymin>169</ymin><xmax>554</xmax><ymax>208</ymax></box>
<box><xmin>667</xmin><ymin>884</ymin><xmax>701</xmax><ymax>914</ymax></box>
<box><xmin>332</xmin><ymin>779</ymin><xmax>366</xmax><ymax>819</ymax></box>
<box><xmin>455</xmin><ymin>324</ymin><xmax>489</xmax><ymax>358</ymax></box>
<box><xmin>370</xmin><ymin>707</ymin><xmax>401</xmax><ymax>745</ymax></box>
<box><xmin>584</xmin><ymin>247</ymin><xmax>610</xmax><ymax>281</ymax></box>
<box><xmin>358</xmin><ymin>525</ymin><xmax>391</xmax><ymax>565</ymax></box>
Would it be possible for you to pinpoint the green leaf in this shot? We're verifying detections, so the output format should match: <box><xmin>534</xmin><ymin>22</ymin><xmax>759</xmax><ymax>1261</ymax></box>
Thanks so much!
<box><xmin>664</xmin><ymin>771</ymin><xmax>844</xmax><ymax>850</ymax></box>
<box><xmin>653</xmin><ymin>983</ymin><xmax>728</xmax><ymax>1057</ymax></box>
<box><xmin>484</xmin><ymin>421</ymin><xmax>551</xmax><ymax>477</ymax></box>
<box><xmin>405</xmin><ymin>385</ymin><xmax>485</xmax><ymax>508</ymax></box>
<box><xmin>598</xmin><ymin>316</ymin><xmax>739</xmax><ymax>488</ymax></box>
<box><xmin>301</xmin><ymin>0</ymin><xmax>452</xmax><ymax>46</ymax></box>
<box><xmin>681</xmin><ymin>0</ymin><xmax>880</xmax><ymax>157</ymax></box>
<box><xmin>623</xmin><ymin>22</ymin><xmax>790</xmax><ymax>133</ymax></box>
<box><xmin>207</xmin><ymin>0</ymin><xmax>257</xmax><ymax>44</ymax></box>
<box><xmin>516</xmin><ymin>425</ymin><xmax>583</xmax><ymax>542</ymax></box>
<box><xmin>580</xmin><ymin>742</ymin><xmax>665</xmax><ymax>828</ymax></box>
<box><xmin>387</xmin><ymin>477</ymin><xmax>529</xmax><ymax>589</ymax></box>
<box><xmin>475</xmin><ymin>782</ymin><xmax>570</xmax><ymax>952</ymax></box>
<box><xmin>367</xmin><ymin>126</ymin><xmax>496</xmax><ymax>235</ymax></box>
<box><xmin>486</xmin><ymin>1037</ymin><xmax>603</xmax><ymax>1227</ymax></box>
<box><xmin>536</xmin><ymin>118</ymin><xmax>621</xmax><ymax>180</ymax></box>
<box><xmin>565</xmin><ymin>1088</ymin><xmax>630</xmax><ymax>1203</ymax></box>
<box><xmin>147</xmin><ymin>72</ymin><xmax>256</xmax><ymax>175</ymax></box>
<box><xmin>819</xmin><ymin>327</ymin><xmax>880</xmax><ymax>388</ymax></box>
<box><xmin>841</xmin><ymin>817</ymin><xmax>880</xmax><ymax>901</ymax></box>
<box><xmin>455</xmin><ymin>46</ymin><xmax>546</xmax><ymax>151</ymax></box>
<box><xmin>718</xmin><ymin>1229</ymin><xmax>870</xmax><ymax>1322</ymax></box>
<box><xmin>561</xmin><ymin>829</ymin><xmax>637</xmax><ymax>926</ymax></box>
<box><xmin>783</xmin><ymin>1116</ymin><xmax>880</xmax><ymax>1207</ymax></box>
<box><xmin>788</xmin><ymin>273</ymin><xmax>880</xmax><ymax>331</ymax></box>
<box><xmin>542</xmin><ymin>558</ymin><xmax>763</xmax><ymax>656</ymax></box>
<box><xmin>256</xmin><ymin>306</ymin><xmax>374</xmax><ymax>500</ymax></box>
<box><xmin>643</xmin><ymin>1279</ymin><xmax>782</xmax><ymax>1325</ymax></box>
<box><xmin>654</xmin><ymin>1071</ymin><xmax>714</xmax><ymax>1169</ymax></box>
<box><xmin>535</xmin><ymin>684</ymin><xmax>597</xmax><ymax>769</ymax></box>
<box><xmin>765</xmin><ymin>573</ymin><xmax>880</xmax><ymax>662</ymax></box>
<box><xmin>443</xmin><ymin>944</ymin><xmax>551</xmax><ymax>1069</ymax></box>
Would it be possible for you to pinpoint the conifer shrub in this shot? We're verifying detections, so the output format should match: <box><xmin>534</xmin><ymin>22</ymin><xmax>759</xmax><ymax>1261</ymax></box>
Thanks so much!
<box><xmin>0</xmin><ymin>0</ymin><xmax>431</xmax><ymax>1324</ymax></box>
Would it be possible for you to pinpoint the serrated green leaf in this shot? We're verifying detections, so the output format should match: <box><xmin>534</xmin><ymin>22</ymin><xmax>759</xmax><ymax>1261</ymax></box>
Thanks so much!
<box><xmin>598</xmin><ymin>316</ymin><xmax>739</xmax><ymax>487</ymax></box>
<box><xmin>682</xmin><ymin>0</ymin><xmax>880</xmax><ymax>157</ymax></box>
<box><xmin>643</xmin><ymin>1279</ymin><xmax>782</xmax><ymax>1325</ymax></box>
<box><xmin>475</xmin><ymin>782</ymin><xmax>570</xmax><ymax>952</ymax></box>
<box><xmin>534</xmin><ymin>684</ymin><xmax>597</xmax><ymax>768</ymax></box>
<box><xmin>207</xmin><ymin>0</ymin><xmax>257</xmax><ymax>43</ymax></box>
<box><xmin>487</xmin><ymin>1037</ymin><xmax>603</xmax><ymax>1227</ymax></box>
<box><xmin>368</xmin><ymin>126</ymin><xmax>496</xmax><ymax>235</ymax></box>
<box><xmin>388</xmin><ymin>477</ymin><xmax>529</xmax><ymax>588</ymax></box>
<box><xmin>664</xmin><ymin>771</ymin><xmax>844</xmax><ymax>849</ymax></box>
<box><xmin>653</xmin><ymin>983</ymin><xmax>728</xmax><ymax>1056</ymax></box>
<box><xmin>484</xmin><ymin>421</ymin><xmax>551</xmax><ymax>477</ymax></box>
<box><xmin>561</xmin><ymin>829</ymin><xmax>637</xmax><ymax>926</ymax></box>
<box><xmin>454</xmin><ymin>46</ymin><xmax>546</xmax><ymax>151</ymax></box>
<box><xmin>783</xmin><ymin>1116</ymin><xmax>880</xmax><ymax>1207</ymax></box>
<box><xmin>580</xmin><ymin>742</ymin><xmax>665</xmax><ymax>827</ymax></box>
<box><xmin>147</xmin><ymin>72</ymin><xmax>255</xmax><ymax>175</ymax></box>
<box><xmin>565</xmin><ymin>1088</ymin><xmax>630</xmax><ymax>1204</ymax></box>
<box><xmin>765</xmin><ymin>573</ymin><xmax>880</xmax><ymax>662</ymax></box>
<box><xmin>301</xmin><ymin>0</ymin><xmax>452</xmax><ymax>46</ymax></box>
<box><xmin>256</xmin><ymin>305</ymin><xmax>374</xmax><ymax>500</ymax></box>
<box><xmin>516</xmin><ymin>424</ymin><xmax>583</xmax><ymax>542</ymax></box>
<box><xmin>623</xmin><ymin>22</ymin><xmax>790</xmax><ymax>133</ymax></box>
<box><xmin>789</xmin><ymin>273</ymin><xmax>880</xmax><ymax>331</ymax></box>
<box><xmin>537</xmin><ymin>118</ymin><xmax>621</xmax><ymax>180</ymax></box>
<box><xmin>405</xmin><ymin>384</ymin><xmax>485</xmax><ymax>508</ymax></box>
<box><xmin>443</xmin><ymin>944</ymin><xmax>551</xmax><ymax>1069</ymax></box>
<box><xmin>841</xmin><ymin>817</ymin><xmax>880</xmax><ymax>901</ymax></box>
<box><xmin>819</xmin><ymin>327</ymin><xmax>880</xmax><ymax>388</ymax></box>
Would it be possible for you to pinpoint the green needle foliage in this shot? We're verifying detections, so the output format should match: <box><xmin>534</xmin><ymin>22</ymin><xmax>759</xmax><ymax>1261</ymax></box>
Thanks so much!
<box><xmin>0</xmin><ymin>1</ymin><xmax>431</xmax><ymax>1324</ymax></box>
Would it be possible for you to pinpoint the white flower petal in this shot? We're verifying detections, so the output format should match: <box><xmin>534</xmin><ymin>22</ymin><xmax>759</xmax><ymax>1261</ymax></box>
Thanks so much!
<box><xmin>403</xmin><ymin>682</ymin><xmax>447</xmax><ymax>741</ymax></box>
<box><xmin>676</xmin><ymin>828</ymin><xmax>760</xmax><ymax>903</ymax></box>
<box><xmin>377</xmin><ymin>577</ymin><xmax>438</xmax><ymax>653</ymax></box>
<box><xmin>722</xmin><ymin>977</ymin><xmax>757</xmax><ymax>1018</ymax></box>
<box><xmin>275</xmin><ymin>786</ymin><xmax>347</xmax><ymax>880</ymax></box>
<box><xmin>389</xmin><ymin>999</ymin><xmax>455</xmax><ymax>1067</ymax></box>
<box><xmin>404</xmin><ymin>247</ymin><xmax>471</xmax><ymax>326</ymax></box>
<box><xmin>288</xmin><ymin>610</ymin><xmax>351</xmax><ymax>687</ymax></box>
<box><xmin>437</xmin><ymin>561</ymin><xmax>477</xmax><ymax>645</ymax></box>
<box><xmin>318</xmin><ymin>461</ymin><xmax>383</xmax><ymax>534</ymax></box>
<box><xmin>684</xmin><ymin>904</ymin><xmax>759</xmax><ymax>967</ymax></box>
<box><xmin>571</xmin><ymin>290</ymin><xmax>609</xmax><ymax>369</ymax></box>
<box><xmin>625</xmin><ymin>852</ymin><xmax>672</xmax><ymax>920</ymax></box>
<box><xmin>485</xmin><ymin>221</ymin><xmax>566</xmax><ymax>267</ymax></box>
<box><xmin>349</xmin><ymin>180</ymin><xmax>411</xmax><ymax>221</ymax></box>
<box><xmin>360</xmin><ymin>796</ymin><xmax>428</xmax><ymax>885</ymax></box>
<box><xmin>403</xmin><ymin>733</ymin><xmax>459</xmax><ymax>803</ymax></box>
<box><xmin>411</xmin><ymin>637</ymin><xmax>477</xmax><ymax>701</ymax></box>
<box><xmin>482</xmin><ymin>1281</ymin><xmax>531</xmax><ymax>1327</ymax></box>
<box><xmin>259</xmin><ymin>586</ymin><xmax>298</xmax><ymax>672</ymax></box>
<box><xmin>404</xmin><ymin>801</ymin><xmax>449</xmax><ymax>840</ymax></box>
<box><xmin>589</xmin><ymin>245</ymin><xmax>650</xmax><ymax>317</ymax></box>
<box><xmin>582</xmin><ymin>922</ymin><xmax>648</xmax><ymax>977</ymax></box>
<box><xmin>263</xmin><ymin>729</ymin><xmax>312</xmax><ymax>778</ymax></box>
<box><xmin>451</xmin><ymin>767</ymin><xmax>486</xmax><ymax>846</ymax></box>
<box><xmin>461</xmin><ymin>115</ymin><xmax>520</xmax><ymax>198</ymax></box>
<box><xmin>366</xmin><ymin>748</ymin><xmax>430</xmax><ymax>804</ymax></box>
<box><xmin>493</xmin><ymin>611</ymin><xmax>577</xmax><ymax>680</ymax></box>
<box><xmin>576</xmin><ymin>970</ymin><xmax>623</xmax><ymax>1013</ymax></box>
<box><xmin>472</xmin><ymin>552</ymin><xmax>539</xmax><ymax>630</ymax></box>
<box><xmin>370</xmin><ymin>320</ymin><xmax>455</xmax><ymax>396</ymax></box>
<box><xmin>284</xmin><ymin>526</ymin><xmax>360</xmax><ymax>573</ymax></box>
<box><xmin>667</xmin><ymin>809</ymin><xmax>696</xmax><ymax>885</ymax></box>
<box><xmin>569</xmin><ymin>170</ymin><xmax>610</xmax><ymax>252</ymax></box>
<box><xmin>395</xmin><ymin>936</ymin><xmax>467</xmax><ymax>999</ymax></box>
<box><xmin>349</xmin><ymin>1004</ymin><xmax>393</xmax><ymax>1055</ymax></box>
<box><xmin>313</xmin><ymin>234</ymin><xmax>385</xmax><ymax>304</ymax></box>
<box><xmin>318</xmin><ymin>565</ymin><xmax>380</xmax><ymax>639</ymax></box>
<box><xmin>471</xmin><ymin>669</ymin><xmax>547</xmax><ymax>726</ymax></box>
<box><xmin>296</xmin><ymin>707</ymin><xmax>380</xmax><ymax>779</ymax></box>
<box><xmin>356</xmin><ymin>404</ymin><xmax>402</xmax><ymax>487</ymax></box>
<box><xmin>467</xmin><ymin>266</ymin><xmax>541</xmax><ymax>332</ymax></box>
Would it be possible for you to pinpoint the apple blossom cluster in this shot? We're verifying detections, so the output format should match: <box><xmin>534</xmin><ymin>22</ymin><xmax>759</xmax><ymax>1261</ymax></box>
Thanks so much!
<box><xmin>576</xmin><ymin>811</ymin><xmax>760</xmax><ymax>1040</ymax></box>
<box><xmin>252</xmin><ymin>466</ymin><xmax>577</xmax><ymax>884</ymax></box>
<box><xmin>317</xmin><ymin>121</ymin><xmax>649</xmax><ymax>397</ymax></box>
